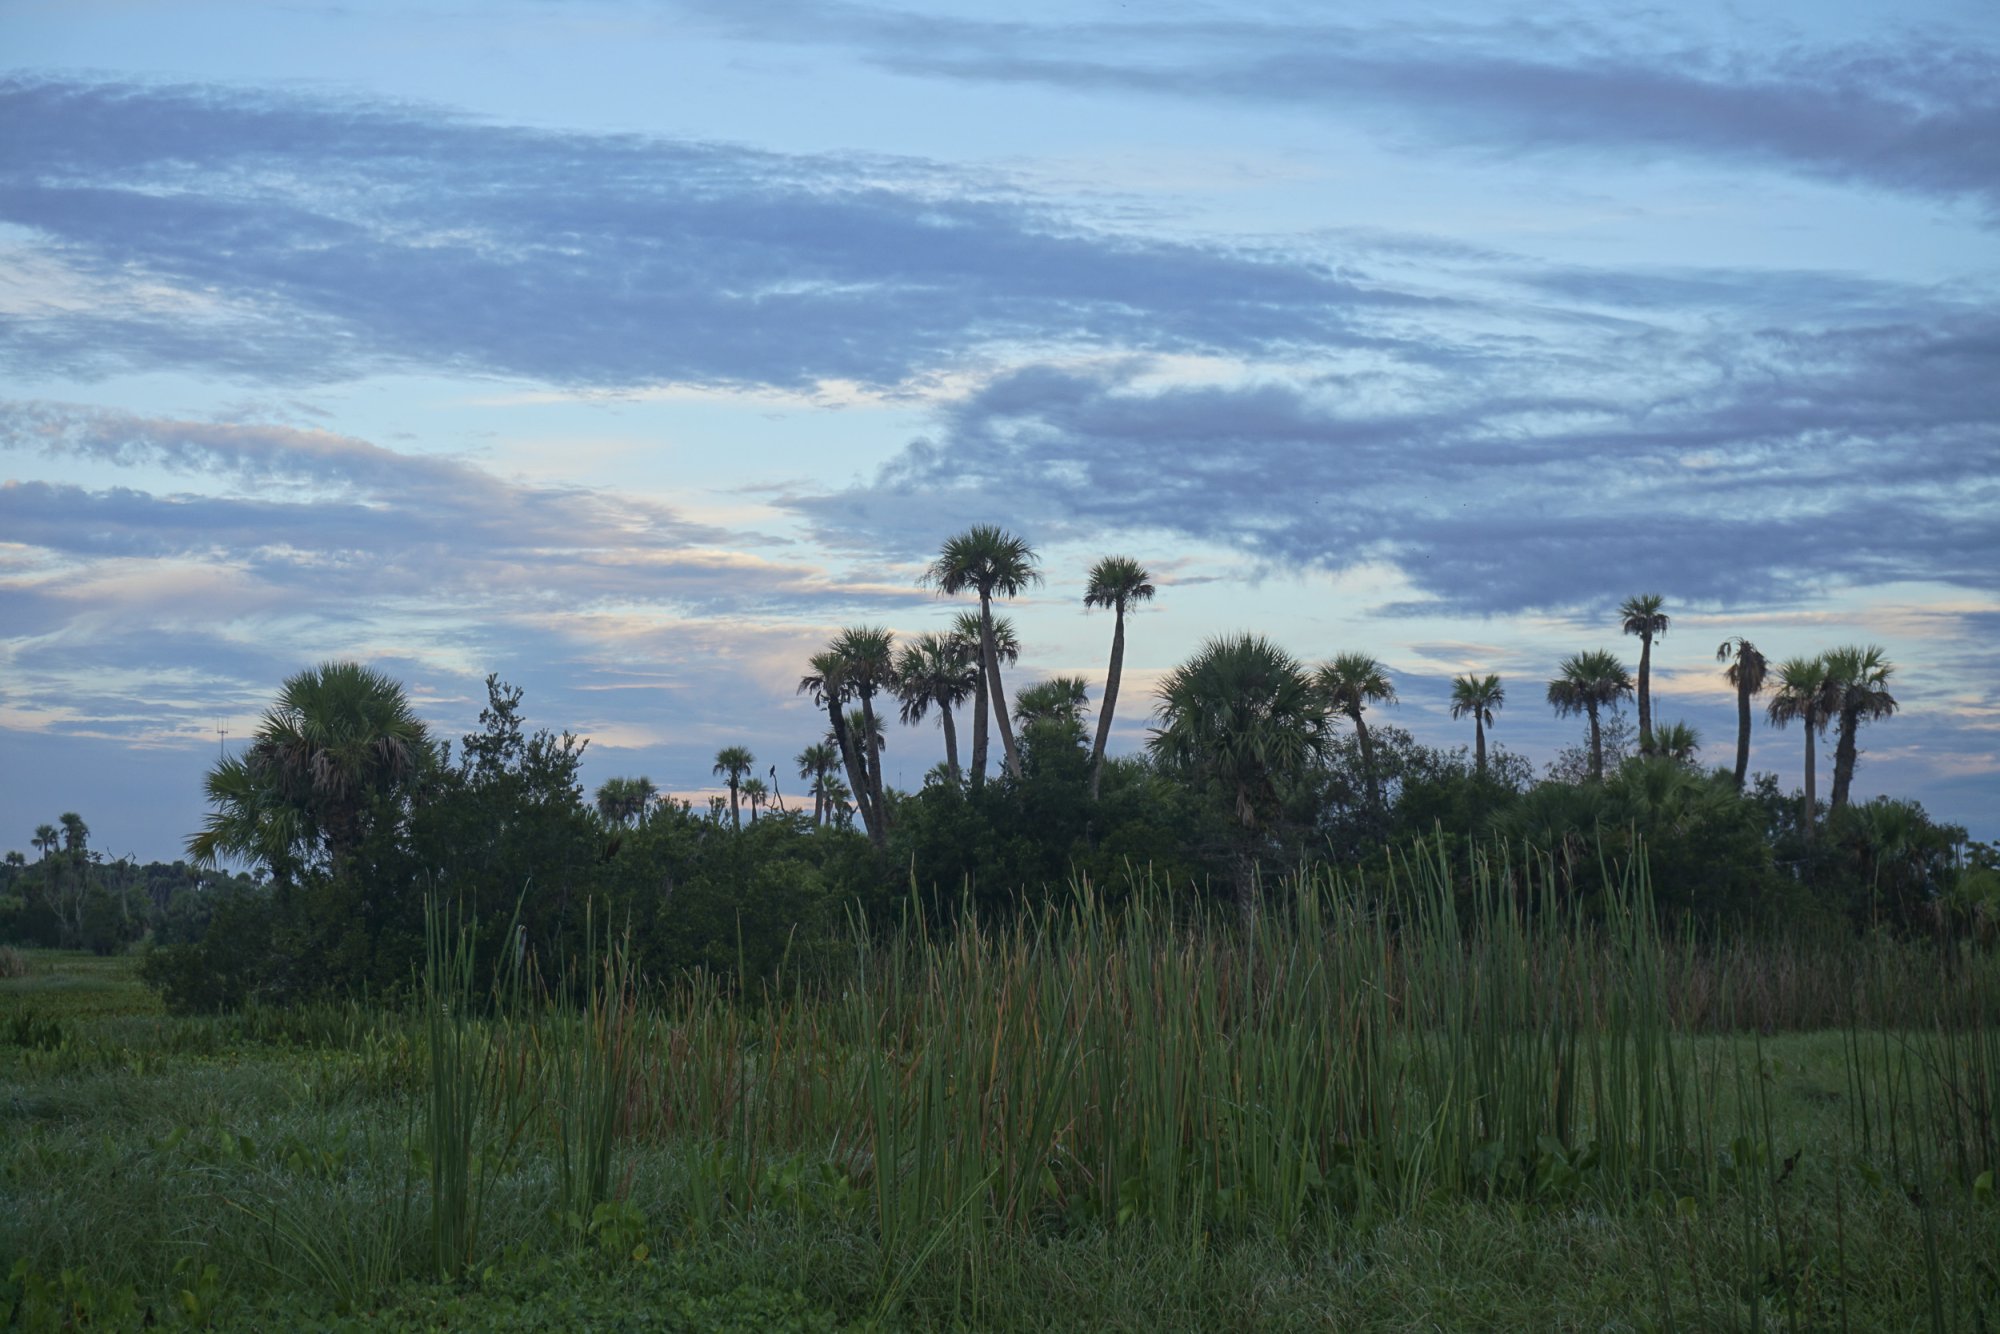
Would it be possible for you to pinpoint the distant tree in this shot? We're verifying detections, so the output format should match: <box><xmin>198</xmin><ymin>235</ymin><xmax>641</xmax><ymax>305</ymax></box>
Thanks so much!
<box><xmin>1547</xmin><ymin>650</ymin><xmax>1634</xmax><ymax>782</ymax></box>
<box><xmin>923</xmin><ymin>526</ymin><xmax>1041</xmax><ymax>785</ymax></box>
<box><xmin>894</xmin><ymin>632</ymin><xmax>978</xmax><ymax>785</ymax></box>
<box><xmin>1619</xmin><ymin>594</ymin><xmax>1670</xmax><ymax>754</ymax></box>
<box><xmin>1448</xmin><ymin>673</ymin><xmax>1505</xmax><ymax>777</ymax></box>
<box><xmin>1317</xmin><ymin>653</ymin><xmax>1398</xmax><ymax>810</ymax></box>
<box><xmin>712</xmin><ymin>746</ymin><xmax>755</xmax><ymax>830</ymax></box>
<box><xmin>1150</xmin><ymin>635</ymin><xmax>1330</xmax><ymax>918</ymax></box>
<box><xmin>1824</xmin><ymin>645</ymin><xmax>1898</xmax><ymax>814</ymax></box>
<box><xmin>1013</xmin><ymin>675</ymin><xmax>1092</xmax><ymax>729</ymax></box>
<box><xmin>593</xmin><ymin>776</ymin><xmax>656</xmax><ymax>827</ymax></box>
<box><xmin>1083</xmin><ymin>556</ymin><xmax>1157</xmax><ymax>800</ymax></box>
<box><xmin>799</xmin><ymin>649</ymin><xmax>875</xmax><ymax>844</ymax></box>
<box><xmin>1766</xmin><ymin>655</ymin><xmax>1839</xmax><ymax>841</ymax></box>
<box><xmin>188</xmin><ymin>661</ymin><xmax>432</xmax><ymax>878</ymax></box>
<box><xmin>58</xmin><ymin>812</ymin><xmax>89</xmax><ymax>857</ymax></box>
<box><xmin>1014</xmin><ymin>675</ymin><xmax>1093</xmax><ymax>758</ymax></box>
<box><xmin>1715</xmin><ymin>637</ymin><xmax>1769</xmax><ymax>790</ymax></box>
<box><xmin>1651</xmin><ymin>720</ymin><xmax>1701</xmax><ymax>765</ymax></box>
<box><xmin>740</xmin><ymin>776</ymin><xmax>769</xmax><ymax>823</ymax></box>
<box><xmin>32</xmin><ymin>824</ymin><xmax>58</xmax><ymax>861</ymax></box>
<box><xmin>796</xmin><ymin>742</ymin><xmax>840</xmax><ymax>826</ymax></box>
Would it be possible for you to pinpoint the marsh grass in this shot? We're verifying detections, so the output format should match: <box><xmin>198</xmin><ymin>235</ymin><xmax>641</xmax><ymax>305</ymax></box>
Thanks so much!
<box><xmin>3</xmin><ymin>844</ymin><xmax>1998</xmax><ymax>1329</ymax></box>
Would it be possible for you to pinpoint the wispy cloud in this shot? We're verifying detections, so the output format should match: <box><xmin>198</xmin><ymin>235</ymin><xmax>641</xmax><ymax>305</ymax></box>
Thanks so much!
<box><xmin>785</xmin><ymin>283</ymin><xmax>2000</xmax><ymax>613</ymax></box>
<box><xmin>679</xmin><ymin>3</ymin><xmax>2000</xmax><ymax>218</ymax></box>
<box><xmin>0</xmin><ymin>78</ymin><xmax>1418</xmax><ymax>391</ymax></box>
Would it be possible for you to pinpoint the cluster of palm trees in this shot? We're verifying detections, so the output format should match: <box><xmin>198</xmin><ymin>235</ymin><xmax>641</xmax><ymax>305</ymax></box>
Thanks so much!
<box><xmin>653</xmin><ymin>543</ymin><xmax>1901</xmax><ymax>854</ymax></box>
<box><xmin>1531</xmin><ymin>599</ymin><xmax>1899</xmax><ymax>837</ymax></box>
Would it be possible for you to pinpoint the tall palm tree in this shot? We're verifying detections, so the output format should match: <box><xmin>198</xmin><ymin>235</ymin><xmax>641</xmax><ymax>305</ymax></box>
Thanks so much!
<box><xmin>1149</xmin><ymin>634</ymin><xmax>1330</xmax><ymax>919</ymax></box>
<box><xmin>1766</xmin><ymin>655</ymin><xmax>1839</xmax><ymax>841</ymax></box>
<box><xmin>1083</xmin><ymin>556</ymin><xmax>1156</xmax><ymax>800</ymax></box>
<box><xmin>1547</xmin><ymin>649</ymin><xmax>1634</xmax><ymax>782</ymax></box>
<box><xmin>894</xmin><ymin>632</ymin><xmax>978</xmax><ymax>785</ymax></box>
<box><xmin>740</xmin><ymin>776</ymin><xmax>769</xmax><ymax>823</ymax></box>
<box><xmin>832</xmin><ymin>626</ymin><xmax>896</xmax><ymax>832</ymax></box>
<box><xmin>1316</xmin><ymin>653</ymin><xmax>1398</xmax><ymax>811</ymax></box>
<box><xmin>712</xmin><ymin>746</ymin><xmax>755</xmax><ymax>829</ymax></box>
<box><xmin>1448</xmin><ymin>674</ymin><xmax>1505</xmax><ymax>777</ymax></box>
<box><xmin>32</xmin><ymin>823</ymin><xmax>58</xmax><ymax>861</ymax></box>
<box><xmin>795</xmin><ymin>742</ymin><xmax>839</xmax><ymax>826</ymax></box>
<box><xmin>1619</xmin><ymin>594</ymin><xmax>1670</xmax><ymax>754</ymax></box>
<box><xmin>949</xmin><ymin>610</ymin><xmax>1020</xmax><ymax>787</ymax></box>
<box><xmin>923</xmin><ymin>526</ymin><xmax>1041</xmax><ymax>785</ymax></box>
<box><xmin>799</xmin><ymin>649</ymin><xmax>875</xmax><ymax>843</ymax></box>
<box><xmin>189</xmin><ymin>661</ymin><xmax>431</xmax><ymax>876</ymax></box>
<box><xmin>1824</xmin><ymin>645</ymin><xmax>1898</xmax><ymax>814</ymax></box>
<box><xmin>58</xmin><ymin>812</ymin><xmax>89</xmax><ymax>856</ymax></box>
<box><xmin>1715</xmin><ymin>637</ymin><xmax>1769</xmax><ymax>791</ymax></box>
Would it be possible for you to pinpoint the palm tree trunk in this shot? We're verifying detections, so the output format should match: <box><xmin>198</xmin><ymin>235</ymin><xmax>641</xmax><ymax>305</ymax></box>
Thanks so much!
<box><xmin>982</xmin><ymin>595</ymin><xmax>1023</xmax><ymax>779</ymax></box>
<box><xmin>1733</xmin><ymin>678</ymin><xmax>1753</xmax><ymax>790</ymax></box>
<box><xmin>1802</xmin><ymin>724</ymin><xmax>1818</xmax><ymax>843</ymax></box>
<box><xmin>969</xmin><ymin>652</ymin><xmax>990</xmax><ymax>791</ymax></box>
<box><xmin>828</xmin><ymin>703</ymin><xmax>879</xmax><ymax>845</ymax></box>
<box><xmin>1831</xmin><ymin>705</ymin><xmax>1859</xmax><ymax>813</ymax></box>
<box><xmin>940</xmin><ymin>703</ymin><xmax>961</xmax><ymax>785</ymax></box>
<box><xmin>858</xmin><ymin>690</ymin><xmax>888</xmax><ymax>834</ymax></box>
<box><xmin>1089</xmin><ymin>606</ymin><xmax>1126</xmax><ymax>801</ymax></box>
<box><xmin>1352</xmin><ymin>707</ymin><xmax>1380</xmax><ymax>809</ymax></box>
<box><xmin>1637</xmin><ymin>634</ymin><xmax>1654</xmax><ymax>755</ymax></box>
<box><xmin>1588</xmin><ymin>704</ymin><xmax>1604</xmax><ymax>782</ymax></box>
<box><xmin>728</xmin><ymin>781</ymin><xmax>741</xmax><ymax>829</ymax></box>
<box><xmin>1474</xmin><ymin>716</ymin><xmax>1487</xmax><ymax>777</ymax></box>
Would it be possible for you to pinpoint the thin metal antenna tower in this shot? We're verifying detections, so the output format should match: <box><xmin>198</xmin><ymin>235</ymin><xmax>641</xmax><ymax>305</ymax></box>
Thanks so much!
<box><xmin>216</xmin><ymin>721</ymin><xmax>229</xmax><ymax>760</ymax></box>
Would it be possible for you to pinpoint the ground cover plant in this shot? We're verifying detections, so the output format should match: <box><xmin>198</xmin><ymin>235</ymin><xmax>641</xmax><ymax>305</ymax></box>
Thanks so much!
<box><xmin>4</xmin><ymin>844</ymin><xmax>1997</xmax><ymax>1331</ymax></box>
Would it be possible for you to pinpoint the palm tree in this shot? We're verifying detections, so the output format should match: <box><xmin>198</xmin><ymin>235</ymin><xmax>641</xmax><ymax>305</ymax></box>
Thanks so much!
<box><xmin>1149</xmin><ymin>635</ymin><xmax>1330</xmax><ymax>918</ymax></box>
<box><xmin>1824</xmin><ymin>645</ymin><xmax>1898</xmax><ymax>814</ymax></box>
<box><xmin>1448</xmin><ymin>674</ymin><xmax>1505</xmax><ymax>777</ymax></box>
<box><xmin>740</xmin><ymin>776</ymin><xmax>769</xmax><ymax>823</ymax></box>
<box><xmin>795</xmin><ymin>743</ymin><xmax>839</xmax><ymax>826</ymax></box>
<box><xmin>1316</xmin><ymin>653</ymin><xmax>1397</xmax><ymax>811</ymax></box>
<box><xmin>799</xmin><ymin>649</ymin><xmax>876</xmax><ymax>843</ymax></box>
<box><xmin>189</xmin><ymin>661</ymin><xmax>431</xmax><ymax>876</ymax></box>
<box><xmin>1715</xmin><ymin>637</ymin><xmax>1769</xmax><ymax>790</ymax></box>
<box><xmin>894</xmin><ymin>632</ymin><xmax>978</xmax><ymax>785</ymax></box>
<box><xmin>1014</xmin><ymin>675</ymin><xmax>1093</xmax><ymax>756</ymax></box>
<box><xmin>32</xmin><ymin>823</ymin><xmax>58</xmax><ymax>861</ymax></box>
<box><xmin>832</xmin><ymin>627</ymin><xmax>896</xmax><ymax>832</ymax></box>
<box><xmin>1547</xmin><ymin>650</ymin><xmax>1634</xmax><ymax>782</ymax></box>
<box><xmin>1083</xmin><ymin>556</ymin><xmax>1157</xmax><ymax>800</ymax></box>
<box><xmin>1619</xmin><ymin>594</ymin><xmax>1670</xmax><ymax>754</ymax></box>
<box><xmin>58</xmin><ymin>813</ymin><xmax>89</xmax><ymax>857</ymax></box>
<box><xmin>1651</xmin><ymin>721</ymin><xmax>1701</xmax><ymax>764</ymax></box>
<box><xmin>922</xmin><ymin>526</ymin><xmax>1041</xmax><ymax>785</ymax></box>
<box><xmin>712</xmin><ymin>746</ymin><xmax>755</xmax><ymax>829</ymax></box>
<box><xmin>594</xmin><ymin>776</ymin><xmax>655</xmax><ymax>827</ymax></box>
<box><xmin>1766</xmin><ymin>655</ymin><xmax>1839</xmax><ymax>840</ymax></box>
<box><xmin>949</xmin><ymin>610</ymin><xmax>1020</xmax><ymax>786</ymax></box>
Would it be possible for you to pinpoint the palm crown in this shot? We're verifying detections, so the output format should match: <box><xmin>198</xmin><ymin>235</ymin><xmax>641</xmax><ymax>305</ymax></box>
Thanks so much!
<box><xmin>1449</xmin><ymin>673</ymin><xmax>1505</xmax><ymax>726</ymax></box>
<box><xmin>1083</xmin><ymin>556</ymin><xmax>1155</xmax><ymax>615</ymax></box>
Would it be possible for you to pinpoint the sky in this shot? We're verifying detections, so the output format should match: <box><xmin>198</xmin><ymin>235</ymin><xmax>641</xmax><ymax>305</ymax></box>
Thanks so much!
<box><xmin>2</xmin><ymin>0</ymin><xmax>1996</xmax><ymax>862</ymax></box>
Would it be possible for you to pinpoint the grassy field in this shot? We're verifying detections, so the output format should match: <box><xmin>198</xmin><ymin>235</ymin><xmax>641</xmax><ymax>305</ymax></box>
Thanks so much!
<box><xmin>3</xmin><ymin>860</ymin><xmax>1997</xmax><ymax>1330</ymax></box>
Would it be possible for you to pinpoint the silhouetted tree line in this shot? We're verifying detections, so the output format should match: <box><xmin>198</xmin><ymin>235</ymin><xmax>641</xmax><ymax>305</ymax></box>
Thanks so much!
<box><xmin>105</xmin><ymin>531</ymin><xmax>1998</xmax><ymax>1011</ymax></box>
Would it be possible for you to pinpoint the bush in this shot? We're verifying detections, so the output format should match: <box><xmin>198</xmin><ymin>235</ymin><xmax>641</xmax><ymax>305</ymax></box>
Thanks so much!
<box><xmin>0</xmin><ymin>945</ymin><xmax>26</xmax><ymax>979</ymax></box>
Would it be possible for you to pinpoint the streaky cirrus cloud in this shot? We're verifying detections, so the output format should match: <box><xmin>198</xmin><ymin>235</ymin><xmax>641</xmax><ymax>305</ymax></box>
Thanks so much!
<box><xmin>784</xmin><ymin>291</ymin><xmax>2000</xmax><ymax>614</ymax></box>
<box><xmin>676</xmin><ymin>2</ymin><xmax>2000</xmax><ymax>219</ymax></box>
<box><xmin>0</xmin><ymin>78</ymin><xmax>1425</xmax><ymax>392</ymax></box>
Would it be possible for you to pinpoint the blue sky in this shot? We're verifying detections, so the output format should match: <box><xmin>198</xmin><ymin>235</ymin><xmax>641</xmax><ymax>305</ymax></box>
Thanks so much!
<box><xmin>3</xmin><ymin>0</ymin><xmax>1996</xmax><ymax>861</ymax></box>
